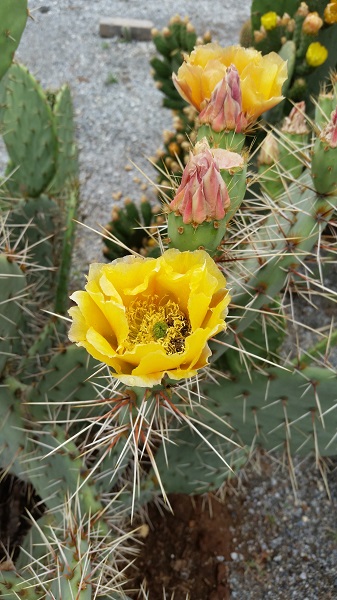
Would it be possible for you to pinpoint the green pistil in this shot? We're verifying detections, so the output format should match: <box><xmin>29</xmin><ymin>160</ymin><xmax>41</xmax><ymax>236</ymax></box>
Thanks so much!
<box><xmin>152</xmin><ymin>321</ymin><xmax>168</xmax><ymax>340</ymax></box>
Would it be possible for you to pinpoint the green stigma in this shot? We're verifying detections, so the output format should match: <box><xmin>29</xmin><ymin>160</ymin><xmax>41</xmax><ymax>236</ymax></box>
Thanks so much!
<box><xmin>152</xmin><ymin>321</ymin><xmax>168</xmax><ymax>340</ymax></box>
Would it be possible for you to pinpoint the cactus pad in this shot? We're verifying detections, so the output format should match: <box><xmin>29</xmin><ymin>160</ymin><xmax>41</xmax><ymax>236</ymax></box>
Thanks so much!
<box><xmin>0</xmin><ymin>0</ymin><xmax>28</xmax><ymax>82</ymax></box>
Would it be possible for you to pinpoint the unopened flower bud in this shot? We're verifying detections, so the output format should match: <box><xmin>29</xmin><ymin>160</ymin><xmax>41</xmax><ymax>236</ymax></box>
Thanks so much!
<box><xmin>281</xmin><ymin>101</ymin><xmax>309</xmax><ymax>135</ymax></box>
<box><xmin>280</xmin><ymin>12</ymin><xmax>291</xmax><ymax>26</ymax></box>
<box><xmin>278</xmin><ymin>102</ymin><xmax>309</xmax><ymax>181</ymax></box>
<box><xmin>168</xmin><ymin>140</ymin><xmax>231</xmax><ymax>225</ymax></box>
<box><xmin>320</xmin><ymin>108</ymin><xmax>337</xmax><ymax>148</ymax></box>
<box><xmin>257</xmin><ymin>132</ymin><xmax>282</xmax><ymax>198</ymax></box>
<box><xmin>167</xmin><ymin>139</ymin><xmax>245</xmax><ymax>252</ymax></box>
<box><xmin>199</xmin><ymin>64</ymin><xmax>248</xmax><ymax>133</ymax></box>
<box><xmin>306</xmin><ymin>42</ymin><xmax>328</xmax><ymax>67</ymax></box>
<box><xmin>324</xmin><ymin>2</ymin><xmax>337</xmax><ymax>24</ymax></box>
<box><xmin>261</xmin><ymin>11</ymin><xmax>279</xmax><ymax>31</ymax></box>
<box><xmin>286</xmin><ymin>18</ymin><xmax>296</xmax><ymax>33</ymax></box>
<box><xmin>258</xmin><ymin>131</ymin><xmax>279</xmax><ymax>166</ymax></box>
<box><xmin>302</xmin><ymin>12</ymin><xmax>323</xmax><ymax>34</ymax></box>
<box><xmin>296</xmin><ymin>2</ymin><xmax>309</xmax><ymax>17</ymax></box>
<box><xmin>254</xmin><ymin>29</ymin><xmax>267</xmax><ymax>43</ymax></box>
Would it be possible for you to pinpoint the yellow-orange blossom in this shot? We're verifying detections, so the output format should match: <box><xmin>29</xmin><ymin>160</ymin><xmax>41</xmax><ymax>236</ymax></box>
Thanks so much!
<box><xmin>68</xmin><ymin>249</ymin><xmax>230</xmax><ymax>387</ymax></box>
<box><xmin>173</xmin><ymin>43</ymin><xmax>287</xmax><ymax>123</ymax></box>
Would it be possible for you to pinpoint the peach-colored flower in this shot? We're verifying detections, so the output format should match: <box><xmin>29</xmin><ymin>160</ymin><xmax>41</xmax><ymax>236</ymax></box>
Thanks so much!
<box><xmin>173</xmin><ymin>43</ymin><xmax>287</xmax><ymax>123</ymax></box>
<box><xmin>68</xmin><ymin>249</ymin><xmax>230</xmax><ymax>387</ymax></box>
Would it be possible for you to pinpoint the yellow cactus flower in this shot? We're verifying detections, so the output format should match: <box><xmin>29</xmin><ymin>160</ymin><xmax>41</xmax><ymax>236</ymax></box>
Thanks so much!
<box><xmin>173</xmin><ymin>43</ymin><xmax>287</xmax><ymax>124</ymax></box>
<box><xmin>324</xmin><ymin>2</ymin><xmax>337</xmax><ymax>24</ymax></box>
<box><xmin>261</xmin><ymin>11</ymin><xmax>278</xmax><ymax>31</ymax></box>
<box><xmin>305</xmin><ymin>42</ymin><xmax>328</xmax><ymax>67</ymax></box>
<box><xmin>68</xmin><ymin>249</ymin><xmax>230</xmax><ymax>387</ymax></box>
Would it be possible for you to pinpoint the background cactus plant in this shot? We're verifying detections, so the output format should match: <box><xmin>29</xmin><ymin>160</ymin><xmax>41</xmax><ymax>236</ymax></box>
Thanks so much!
<box><xmin>245</xmin><ymin>0</ymin><xmax>337</xmax><ymax>117</ymax></box>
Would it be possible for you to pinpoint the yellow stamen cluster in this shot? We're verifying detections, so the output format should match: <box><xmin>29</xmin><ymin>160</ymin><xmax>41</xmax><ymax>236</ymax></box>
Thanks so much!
<box><xmin>125</xmin><ymin>295</ymin><xmax>191</xmax><ymax>355</ymax></box>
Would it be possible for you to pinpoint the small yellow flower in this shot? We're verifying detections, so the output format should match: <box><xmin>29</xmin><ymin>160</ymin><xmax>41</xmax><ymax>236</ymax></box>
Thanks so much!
<box><xmin>173</xmin><ymin>43</ymin><xmax>287</xmax><ymax>123</ymax></box>
<box><xmin>261</xmin><ymin>11</ymin><xmax>278</xmax><ymax>31</ymax></box>
<box><xmin>68</xmin><ymin>249</ymin><xmax>230</xmax><ymax>387</ymax></box>
<box><xmin>324</xmin><ymin>2</ymin><xmax>337</xmax><ymax>24</ymax></box>
<box><xmin>305</xmin><ymin>42</ymin><xmax>328</xmax><ymax>67</ymax></box>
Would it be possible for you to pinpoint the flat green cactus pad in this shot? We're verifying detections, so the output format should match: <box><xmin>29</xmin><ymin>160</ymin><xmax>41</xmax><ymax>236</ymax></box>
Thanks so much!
<box><xmin>0</xmin><ymin>0</ymin><xmax>28</xmax><ymax>82</ymax></box>
<box><xmin>201</xmin><ymin>367</ymin><xmax>337</xmax><ymax>457</ymax></box>
<box><xmin>0</xmin><ymin>254</ymin><xmax>26</xmax><ymax>375</ymax></box>
<box><xmin>1</xmin><ymin>64</ymin><xmax>58</xmax><ymax>197</ymax></box>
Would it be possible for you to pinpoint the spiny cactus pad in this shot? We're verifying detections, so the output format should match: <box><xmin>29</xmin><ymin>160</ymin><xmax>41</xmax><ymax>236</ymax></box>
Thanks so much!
<box><xmin>153</xmin><ymin>423</ymin><xmax>247</xmax><ymax>494</ymax></box>
<box><xmin>0</xmin><ymin>254</ymin><xmax>26</xmax><ymax>375</ymax></box>
<box><xmin>200</xmin><ymin>367</ymin><xmax>337</xmax><ymax>457</ymax></box>
<box><xmin>1</xmin><ymin>64</ymin><xmax>58</xmax><ymax>197</ymax></box>
<box><xmin>48</xmin><ymin>84</ymin><xmax>79</xmax><ymax>194</ymax></box>
<box><xmin>0</xmin><ymin>0</ymin><xmax>28</xmax><ymax>82</ymax></box>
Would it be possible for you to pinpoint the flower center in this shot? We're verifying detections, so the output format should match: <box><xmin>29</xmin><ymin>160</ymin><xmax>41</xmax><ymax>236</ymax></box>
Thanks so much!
<box><xmin>125</xmin><ymin>295</ymin><xmax>191</xmax><ymax>354</ymax></box>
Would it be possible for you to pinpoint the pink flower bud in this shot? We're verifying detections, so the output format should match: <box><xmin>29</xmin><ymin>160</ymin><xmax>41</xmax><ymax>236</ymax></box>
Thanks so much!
<box><xmin>168</xmin><ymin>140</ymin><xmax>232</xmax><ymax>225</ymax></box>
<box><xmin>198</xmin><ymin>65</ymin><xmax>248</xmax><ymax>133</ymax></box>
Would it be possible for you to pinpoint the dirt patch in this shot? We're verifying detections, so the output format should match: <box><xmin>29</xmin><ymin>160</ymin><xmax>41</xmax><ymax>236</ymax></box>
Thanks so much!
<box><xmin>131</xmin><ymin>493</ymin><xmax>240</xmax><ymax>600</ymax></box>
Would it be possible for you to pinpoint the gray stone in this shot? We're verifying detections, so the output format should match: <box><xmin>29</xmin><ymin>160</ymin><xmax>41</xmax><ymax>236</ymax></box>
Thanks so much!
<box><xmin>99</xmin><ymin>17</ymin><xmax>154</xmax><ymax>41</ymax></box>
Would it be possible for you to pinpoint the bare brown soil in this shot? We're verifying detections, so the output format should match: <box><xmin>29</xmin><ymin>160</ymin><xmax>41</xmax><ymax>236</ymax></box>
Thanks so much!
<box><xmin>131</xmin><ymin>493</ymin><xmax>240</xmax><ymax>600</ymax></box>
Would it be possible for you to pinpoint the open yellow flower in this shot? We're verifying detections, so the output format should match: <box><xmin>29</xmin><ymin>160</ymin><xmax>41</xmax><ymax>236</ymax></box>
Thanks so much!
<box><xmin>173</xmin><ymin>43</ymin><xmax>288</xmax><ymax>123</ymax></box>
<box><xmin>68</xmin><ymin>249</ymin><xmax>230</xmax><ymax>387</ymax></box>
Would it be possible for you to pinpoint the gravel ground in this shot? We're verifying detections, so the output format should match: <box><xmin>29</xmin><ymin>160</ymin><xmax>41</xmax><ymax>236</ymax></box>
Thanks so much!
<box><xmin>2</xmin><ymin>1</ymin><xmax>337</xmax><ymax>598</ymax></box>
<box><xmin>228</xmin><ymin>456</ymin><xmax>337</xmax><ymax>600</ymax></box>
